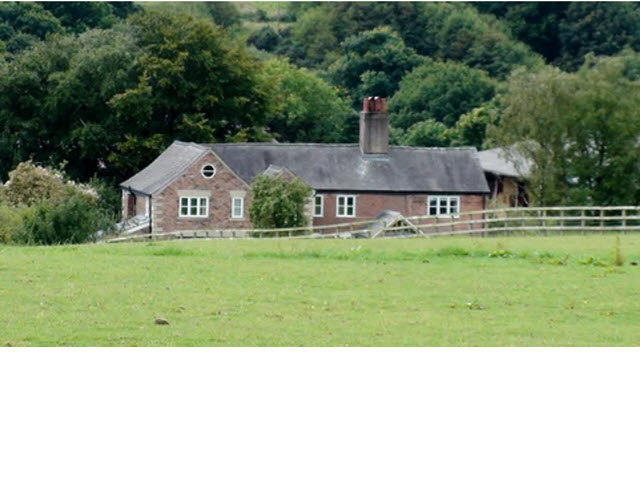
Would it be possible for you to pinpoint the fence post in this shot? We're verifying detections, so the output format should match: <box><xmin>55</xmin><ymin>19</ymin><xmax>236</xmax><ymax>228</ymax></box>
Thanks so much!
<box><xmin>581</xmin><ymin>209</ymin><xmax>586</xmax><ymax>235</ymax></box>
<box><xmin>468</xmin><ymin>212</ymin><xmax>473</xmax><ymax>236</ymax></box>
<box><xmin>622</xmin><ymin>209</ymin><xmax>627</xmax><ymax>234</ymax></box>
<box><xmin>600</xmin><ymin>208</ymin><xmax>604</xmax><ymax>234</ymax></box>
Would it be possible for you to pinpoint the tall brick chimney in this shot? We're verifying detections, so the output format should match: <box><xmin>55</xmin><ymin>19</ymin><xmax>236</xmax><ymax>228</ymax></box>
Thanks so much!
<box><xmin>359</xmin><ymin>96</ymin><xmax>389</xmax><ymax>155</ymax></box>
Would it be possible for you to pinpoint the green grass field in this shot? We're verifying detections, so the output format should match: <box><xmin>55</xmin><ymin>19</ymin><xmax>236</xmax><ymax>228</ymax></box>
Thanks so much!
<box><xmin>1</xmin><ymin>234</ymin><xmax>639</xmax><ymax>346</ymax></box>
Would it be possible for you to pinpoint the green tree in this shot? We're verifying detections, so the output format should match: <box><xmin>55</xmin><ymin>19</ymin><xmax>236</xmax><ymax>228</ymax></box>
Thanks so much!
<box><xmin>0</xmin><ymin>27</ymin><xmax>140</xmax><ymax>180</ymax></box>
<box><xmin>0</xmin><ymin>10</ymin><xmax>272</xmax><ymax>182</ymax></box>
<box><xmin>329</xmin><ymin>27</ymin><xmax>422</xmax><ymax>106</ymax></box>
<box><xmin>476</xmin><ymin>2</ymin><xmax>640</xmax><ymax>71</ymax></box>
<box><xmin>398</xmin><ymin>120</ymin><xmax>454</xmax><ymax>148</ymax></box>
<box><xmin>40</xmin><ymin>2</ymin><xmax>122</xmax><ymax>33</ymax></box>
<box><xmin>247</xmin><ymin>25</ymin><xmax>280</xmax><ymax>52</ymax></box>
<box><xmin>488</xmin><ymin>66</ymin><xmax>573</xmax><ymax>206</ymax></box>
<box><xmin>564</xmin><ymin>55</ymin><xmax>640</xmax><ymax>205</ymax></box>
<box><xmin>259</xmin><ymin>58</ymin><xmax>357</xmax><ymax>143</ymax></box>
<box><xmin>0</xmin><ymin>2</ymin><xmax>62</xmax><ymax>55</ymax></box>
<box><xmin>205</xmin><ymin>2</ymin><xmax>241</xmax><ymax>28</ymax></box>
<box><xmin>489</xmin><ymin>55</ymin><xmax>640</xmax><ymax>206</ymax></box>
<box><xmin>108</xmin><ymin>11</ymin><xmax>271</xmax><ymax>176</ymax></box>
<box><xmin>452</xmin><ymin>104</ymin><xmax>498</xmax><ymax>149</ymax></box>
<box><xmin>389</xmin><ymin>60</ymin><xmax>495</xmax><ymax>129</ymax></box>
<box><xmin>475</xmin><ymin>2</ymin><xmax>568</xmax><ymax>65</ymax></box>
<box><xmin>558</xmin><ymin>3</ymin><xmax>640</xmax><ymax>71</ymax></box>
<box><xmin>286</xmin><ymin>2</ymin><xmax>541</xmax><ymax>77</ymax></box>
<box><xmin>289</xmin><ymin>6</ymin><xmax>339</xmax><ymax>68</ymax></box>
<box><xmin>249</xmin><ymin>174</ymin><xmax>312</xmax><ymax>230</ymax></box>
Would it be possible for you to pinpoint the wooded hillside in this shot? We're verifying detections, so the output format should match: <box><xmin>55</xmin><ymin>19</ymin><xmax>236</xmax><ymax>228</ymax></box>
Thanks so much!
<box><xmin>1</xmin><ymin>1</ymin><xmax>640</xmax><ymax>207</ymax></box>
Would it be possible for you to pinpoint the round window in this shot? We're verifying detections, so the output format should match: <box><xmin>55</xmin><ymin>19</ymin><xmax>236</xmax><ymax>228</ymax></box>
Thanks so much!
<box><xmin>201</xmin><ymin>164</ymin><xmax>216</xmax><ymax>178</ymax></box>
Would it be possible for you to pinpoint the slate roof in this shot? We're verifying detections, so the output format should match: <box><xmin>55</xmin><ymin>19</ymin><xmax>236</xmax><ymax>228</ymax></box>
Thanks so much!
<box><xmin>477</xmin><ymin>147</ymin><xmax>531</xmax><ymax>178</ymax></box>
<box><xmin>121</xmin><ymin>140</ymin><xmax>490</xmax><ymax>195</ymax></box>
<box><xmin>120</xmin><ymin>141</ymin><xmax>208</xmax><ymax>195</ymax></box>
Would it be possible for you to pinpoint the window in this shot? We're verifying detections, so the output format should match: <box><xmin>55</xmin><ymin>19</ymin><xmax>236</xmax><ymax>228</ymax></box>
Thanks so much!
<box><xmin>313</xmin><ymin>195</ymin><xmax>324</xmax><ymax>217</ymax></box>
<box><xmin>428</xmin><ymin>196</ymin><xmax>460</xmax><ymax>216</ymax></box>
<box><xmin>201</xmin><ymin>164</ymin><xmax>216</xmax><ymax>178</ymax></box>
<box><xmin>232</xmin><ymin>197</ymin><xmax>244</xmax><ymax>219</ymax></box>
<box><xmin>179</xmin><ymin>197</ymin><xmax>208</xmax><ymax>218</ymax></box>
<box><xmin>336</xmin><ymin>195</ymin><xmax>356</xmax><ymax>217</ymax></box>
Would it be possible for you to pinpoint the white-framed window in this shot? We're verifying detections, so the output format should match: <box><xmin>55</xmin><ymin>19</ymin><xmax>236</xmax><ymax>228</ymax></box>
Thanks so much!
<box><xmin>179</xmin><ymin>196</ymin><xmax>208</xmax><ymax>218</ymax></box>
<box><xmin>201</xmin><ymin>164</ymin><xmax>216</xmax><ymax>178</ymax></box>
<box><xmin>231</xmin><ymin>197</ymin><xmax>244</xmax><ymax>219</ymax></box>
<box><xmin>336</xmin><ymin>195</ymin><xmax>356</xmax><ymax>218</ymax></box>
<box><xmin>428</xmin><ymin>195</ymin><xmax>460</xmax><ymax>216</ymax></box>
<box><xmin>313</xmin><ymin>195</ymin><xmax>324</xmax><ymax>217</ymax></box>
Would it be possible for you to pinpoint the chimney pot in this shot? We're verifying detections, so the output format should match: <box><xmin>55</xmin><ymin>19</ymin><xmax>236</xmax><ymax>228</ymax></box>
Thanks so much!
<box><xmin>359</xmin><ymin>96</ymin><xmax>389</xmax><ymax>155</ymax></box>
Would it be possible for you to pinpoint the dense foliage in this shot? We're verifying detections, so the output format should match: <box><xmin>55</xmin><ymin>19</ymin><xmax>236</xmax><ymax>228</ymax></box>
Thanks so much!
<box><xmin>259</xmin><ymin>58</ymin><xmax>356</xmax><ymax>143</ymax></box>
<box><xmin>0</xmin><ymin>11</ymin><xmax>271</xmax><ymax>183</ymax></box>
<box><xmin>249</xmin><ymin>174</ymin><xmax>312</xmax><ymax>230</ymax></box>
<box><xmin>0</xmin><ymin>162</ymin><xmax>115</xmax><ymax>244</ymax></box>
<box><xmin>1</xmin><ymin>1</ymin><xmax>640</xmax><ymax>214</ymax></box>
<box><xmin>329</xmin><ymin>27</ymin><xmax>422</xmax><ymax>107</ymax></box>
<box><xmin>490</xmin><ymin>55</ymin><xmax>640</xmax><ymax>206</ymax></box>
<box><xmin>477</xmin><ymin>2</ymin><xmax>640</xmax><ymax>70</ymax></box>
<box><xmin>389</xmin><ymin>60</ymin><xmax>496</xmax><ymax>129</ymax></box>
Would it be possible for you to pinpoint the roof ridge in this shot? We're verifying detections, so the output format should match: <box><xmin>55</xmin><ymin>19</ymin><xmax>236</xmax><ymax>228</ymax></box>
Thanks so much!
<box><xmin>173</xmin><ymin>140</ymin><xmax>208</xmax><ymax>151</ymax></box>
<box><xmin>205</xmin><ymin>142</ymin><xmax>359</xmax><ymax>148</ymax></box>
<box><xmin>390</xmin><ymin>145</ymin><xmax>478</xmax><ymax>152</ymax></box>
<box><xmin>203</xmin><ymin>142</ymin><xmax>477</xmax><ymax>152</ymax></box>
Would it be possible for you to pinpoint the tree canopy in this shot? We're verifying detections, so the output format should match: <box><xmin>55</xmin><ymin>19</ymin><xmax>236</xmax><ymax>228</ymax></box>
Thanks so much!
<box><xmin>1</xmin><ymin>1</ymin><xmax>640</xmax><ymax>210</ymax></box>
<box><xmin>329</xmin><ymin>27</ymin><xmax>422</xmax><ymax>107</ymax></box>
<box><xmin>259</xmin><ymin>58</ymin><xmax>356</xmax><ymax>143</ymax></box>
<box><xmin>389</xmin><ymin>60</ymin><xmax>496</xmax><ymax>129</ymax></box>
<box><xmin>489</xmin><ymin>55</ymin><xmax>640</xmax><ymax>206</ymax></box>
<box><xmin>0</xmin><ymin>10</ymin><xmax>271</xmax><ymax>182</ymax></box>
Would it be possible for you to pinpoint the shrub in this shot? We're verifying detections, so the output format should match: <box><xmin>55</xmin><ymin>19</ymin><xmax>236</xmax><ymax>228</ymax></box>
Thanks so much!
<box><xmin>0</xmin><ymin>204</ymin><xmax>23</xmax><ymax>244</ymax></box>
<box><xmin>249</xmin><ymin>174</ymin><xmax>312</xmax><ymax>230</ymax></box>
<box><xmin>0</xmin><ymin>161</ymin><xmax>115</xmax><ymax>245</ymax></box>
<box><xmin>0</xmin><ymin>161</ymin><xmax>67</xmax><ymax>207</ymax></box>
<box><xmin>19</xmin><ymin>191</ymin><xmax>106</xmax><ymax>245</ymax></box>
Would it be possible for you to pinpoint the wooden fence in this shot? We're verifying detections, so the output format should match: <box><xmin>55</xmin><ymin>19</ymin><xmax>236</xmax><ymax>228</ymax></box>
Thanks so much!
<box><xmin>106</xmin><ymin>206</ymin><xmax>640</xmax><ymax>243</ymax></box>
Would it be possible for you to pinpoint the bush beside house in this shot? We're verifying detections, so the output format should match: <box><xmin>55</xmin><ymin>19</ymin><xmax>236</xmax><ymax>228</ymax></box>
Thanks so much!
<box><xmin>0</xmin><ymin>161</ymin><xmax>116</xmax><ymax>245</ymax></box>
<box><xmin>249</xmin><ymin>174</ymin><xmax>312</xmax><ymax>230</ymax></box>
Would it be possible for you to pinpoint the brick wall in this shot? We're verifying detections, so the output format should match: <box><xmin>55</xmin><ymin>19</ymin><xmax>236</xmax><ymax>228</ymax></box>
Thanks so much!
<box><xmin>153</xmin><ymin>151</ymin><xmax>251</xmax><ymax>233</ymax></box>
<box><xmin>148</xmin><ymin>149</ymin><xmax>486</xmax><ymax>233</ymax></box>
<box><xmin>311</xmin><ymin>192</ymin><xmax>485</xmax><ymax>227</ymax></box>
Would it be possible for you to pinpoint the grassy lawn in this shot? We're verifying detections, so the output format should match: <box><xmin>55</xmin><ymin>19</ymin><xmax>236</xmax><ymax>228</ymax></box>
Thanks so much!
<box><xmin>1</xmin><ymin>234</ymin><xmax>639</xmax><ymax>346</ymax></box>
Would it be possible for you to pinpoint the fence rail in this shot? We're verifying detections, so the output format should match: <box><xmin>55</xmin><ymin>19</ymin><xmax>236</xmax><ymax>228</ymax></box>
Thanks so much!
<box><xmin>106</xmin><ymin>206</ymin><xmax>640</xmax><ymax>243</ymax></box>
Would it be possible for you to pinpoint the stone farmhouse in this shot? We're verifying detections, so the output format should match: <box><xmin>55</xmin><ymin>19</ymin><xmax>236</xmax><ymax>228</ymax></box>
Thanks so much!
<box><xmin>120</xmin><ymin>97</ymin><xmax>492</xmax><ymax>234</ymax></box>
